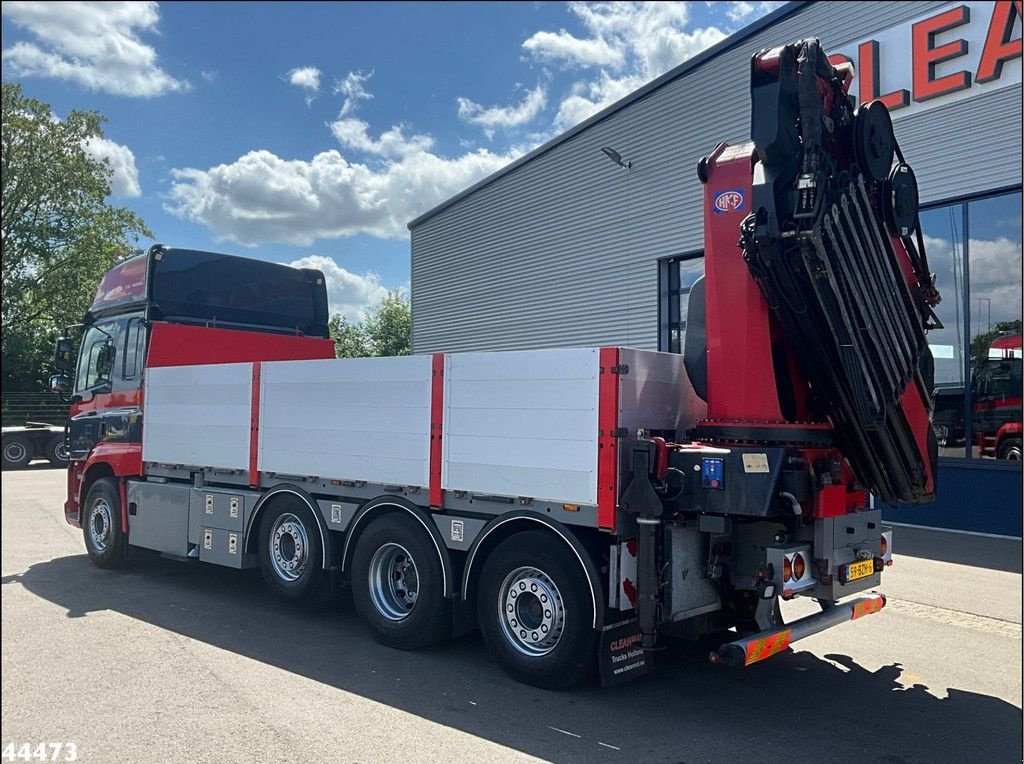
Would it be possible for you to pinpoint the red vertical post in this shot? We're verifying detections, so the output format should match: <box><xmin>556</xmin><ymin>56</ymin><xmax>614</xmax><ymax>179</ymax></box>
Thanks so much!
<box><xmin>429</xmin><ymin>353</ymin><xmax>445</xmax><ymax>507</ymax></box>
<box><xmin>597</xmin><ymin>347</ymin><xmax>620</xmax><ymax>531</ymax></box>
<box><xmin>249</xmin><ymin>361</ymin><xmax>262</xmax><ymax>487</ymax></box>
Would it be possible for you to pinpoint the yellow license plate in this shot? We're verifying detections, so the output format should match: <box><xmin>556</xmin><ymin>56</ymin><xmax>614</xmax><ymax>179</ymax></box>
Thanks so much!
<box><xmin>842</xmin><ymin>559</ymin><xmax>875</xmax><ymax>583</ymax></box>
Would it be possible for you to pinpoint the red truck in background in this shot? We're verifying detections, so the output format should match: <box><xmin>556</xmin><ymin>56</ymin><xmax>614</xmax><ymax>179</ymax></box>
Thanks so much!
<box><xmin>49</xmin><ymin>39</ymin><xmax>940</xmax><ymax>688</ymax></box>
<box><xmin>973</xmin><ymin>333</ymin><xmax>1022</xmax><ymax>460</ymax></box>
<box><xmin>932</xmin><ymin>332</ymin><xmax>1022</xmax><ymax>460</ymax></box>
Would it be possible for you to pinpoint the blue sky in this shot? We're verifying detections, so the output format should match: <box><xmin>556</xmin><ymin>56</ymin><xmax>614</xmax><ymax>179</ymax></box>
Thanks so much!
<box><xmin>2</xmin><ymin>1</ymin><xmax>781</xmax><ymax>319</ymax></box>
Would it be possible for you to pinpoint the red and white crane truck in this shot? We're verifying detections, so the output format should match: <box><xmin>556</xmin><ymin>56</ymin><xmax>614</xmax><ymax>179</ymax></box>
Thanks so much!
<box><xmin>51</xmin><ymin>39</ymin><xmax>939</xmax><ymax>688</ymax></box>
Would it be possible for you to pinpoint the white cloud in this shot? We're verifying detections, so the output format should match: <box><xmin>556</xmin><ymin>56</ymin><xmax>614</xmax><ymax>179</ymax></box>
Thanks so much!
<box><xmin>553</xmin><ymin>71</ymin><xmax>645</xmax><ymax>131</ymax></box>
<box><xmin>966</xmin><ymin>236</ymin><xmax>1023</xmax><ymax>325</ymax></box>
<box><xmin>335</xmin><ymin>70</ymin><xmax>374</xmax><ymax>116</ymax></box>
<box><xmin>521</xmin><ymin>30</ymin><xmax>624</xmax><ymax>68</ymax></box>
<box><xmin>522</xmin><ymin>2</ymin><xmax>731</xmax><ymax>132</ymax></box>
<box><xmin>329</xmin><ymin>118</ymin><xmax>434</xmax><ymax>158</ymax></box>
<box><xmin>82</xmin><ymin>136</ymin><xmax>141</xmax><ymax>197</ymax></box>
<box><xmin>2</xmin><ymin>1</ymin><xmax>188</xmax><ymax>97</ymax></box>
<box><xmin>457</xmin><ymin>84</ymin><xmax>547</xmax><ymax>138</ymax></box>
<box><xmin>287</xmin><ymin>66</ymin><xmax>321</xmax><ymax>105</ymax></box>
<box><xmin>726</xmin><ymin>1</ymin><xmax>785</xmax><ymax>24</ymax></box>
<box><xmin>288</xmin><ymin>255</ymin><xmax>389</xmax><ymax>321</ymax></box>
<box><xmin>167</xmin><ymin>142</ymin><xmax>522</xmax><ymax>245</ymax></box>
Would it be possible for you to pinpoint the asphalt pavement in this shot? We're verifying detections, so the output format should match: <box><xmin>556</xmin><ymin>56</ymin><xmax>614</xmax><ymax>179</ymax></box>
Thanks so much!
<box><xmin>2</xmin><ymin>467</ymin><xmax>1021</xmax><ymax>763</ymax></box>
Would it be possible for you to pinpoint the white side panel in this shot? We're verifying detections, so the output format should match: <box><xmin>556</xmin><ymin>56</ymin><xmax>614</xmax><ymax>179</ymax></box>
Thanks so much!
<box><xmin>143</xmin><ymin>363</ymin><xmax>253</xmax><ymax>470</ymax></box>
<box><xmin>617</xmin><ymin>348</ymin><xmax>700</xmax><ymax>437</ymax></box>
<box><xmin>258</xmin><ymin>356</ymin><xmax>432</xmax><ymax>487</ymax></box>
<box><xmin>443</xmin><ymin>348</ymin><xmax>600</xmax><ymax>505</ymax></box>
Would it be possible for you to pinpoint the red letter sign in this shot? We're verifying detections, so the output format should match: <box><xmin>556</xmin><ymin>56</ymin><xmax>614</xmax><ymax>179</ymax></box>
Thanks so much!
<box><xmin>913</xmin><ymin>5</ymin><xmax>973</xmax><ymax>101</ymax></box>
<box><xmin>977</xmin><ymin>0</ymin><xmax>1023</xmax><ymax>83</ymax></box>
<box><xmin>857</xmin><ymin>40</ymin><xmax>911</xmax><ymax>109</ymax></box>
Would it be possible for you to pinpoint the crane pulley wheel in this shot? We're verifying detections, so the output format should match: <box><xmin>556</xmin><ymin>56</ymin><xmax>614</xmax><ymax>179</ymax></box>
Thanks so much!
<box><xmin>853</xmin><ymin>100</ymin><xmax>895</xmax><ymax>182</ymax></box>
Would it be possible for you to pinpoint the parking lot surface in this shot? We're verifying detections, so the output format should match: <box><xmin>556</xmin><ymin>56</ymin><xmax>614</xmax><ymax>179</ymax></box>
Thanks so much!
<box><xmin>2</xmin><ymin>467</ymin><xmax>1021</xmax><ymax>763</ymax></box>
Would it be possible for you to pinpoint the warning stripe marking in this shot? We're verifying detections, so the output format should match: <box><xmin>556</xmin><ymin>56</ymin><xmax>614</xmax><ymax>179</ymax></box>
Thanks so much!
<box><xmin>851</xmin><ymin>597</ymin><xmax>885</xmax><ymax>620</ymax></box>
<box><xmin>744</xmin><ymin>629</ymin><xmax>793</xmax><ymax>665</ymax></box>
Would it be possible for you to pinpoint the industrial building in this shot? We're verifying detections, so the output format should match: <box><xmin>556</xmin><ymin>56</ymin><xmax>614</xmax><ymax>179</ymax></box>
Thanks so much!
<box><xmin>408</xmin><ymin>1</ymin><xmax>1023</xmax><ymax>535</ymax></box>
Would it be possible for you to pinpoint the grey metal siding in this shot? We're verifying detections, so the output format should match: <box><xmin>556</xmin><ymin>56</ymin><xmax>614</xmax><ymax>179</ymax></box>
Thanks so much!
<box><xmin>410</xmin><ymin>1</ymin><xmax>1021</xmax><ymax>354</ymax></box>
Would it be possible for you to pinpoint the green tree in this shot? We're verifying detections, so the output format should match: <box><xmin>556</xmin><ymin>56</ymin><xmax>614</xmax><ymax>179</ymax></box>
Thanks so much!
<box><xmin>971</xmin><ymin>319</ymin><xmax>1023</xmax><ymax>370</ymax></box>
<box><xmin>1</xmin><ymin>83</ymin><xmax>152</xmax><ymax>391</ymax></box>
<box><xmin>328</xmin><ymin>313</ymin><xmax>369</xmax><ymax>358</ymax></box>
<box><xmin>364</xmin><ymin>290</ymin><xmax>411</xmax><ymax>357</ymax></box>
<box><xmin>327</xmin><ymin>290</ymin><xmax>410</xmax><ymax>359</ymax></box>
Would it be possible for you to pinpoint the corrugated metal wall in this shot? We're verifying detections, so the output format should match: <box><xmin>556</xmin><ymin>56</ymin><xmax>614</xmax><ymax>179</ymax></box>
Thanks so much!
<box><xmin>410</xmin><ymin>0</ymin><xmax>1021</xmax><ymax>354</ymax></box>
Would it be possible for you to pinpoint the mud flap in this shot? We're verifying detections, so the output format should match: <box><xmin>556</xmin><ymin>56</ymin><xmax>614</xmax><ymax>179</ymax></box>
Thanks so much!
<box><xmin>598</xmin><ymin>619</ymin><xmax>655</xmax><ymax>687</ymax></box>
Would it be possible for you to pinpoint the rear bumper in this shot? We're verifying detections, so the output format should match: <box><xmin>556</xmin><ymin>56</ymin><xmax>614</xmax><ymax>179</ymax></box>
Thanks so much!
<box><xmin>710</xmin><ymin>592</ymin><xmax>886</xmax><ymax>667</ymax></box>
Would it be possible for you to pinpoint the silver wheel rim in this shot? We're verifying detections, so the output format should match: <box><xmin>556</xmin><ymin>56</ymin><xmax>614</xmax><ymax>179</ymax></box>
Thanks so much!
<box><xmin>4</xmin><ymin>441</ymin><xmax>27</xmax><ymax>464</ymax></box>
<box><xmin>54</xmin><ymin>441</ymin><xmax>69</xmax><ymax>460</ymax></box>
<box><xmin>89</xmin><ymin>498</ymin><xmax>113</xmax><ymax>552</ymax></box>
<box><xmin>1005</xmin><ymin>445</ymin><xmax>1022</xmax><ymax>461</ymax></box>
<box><xmin>498</xmin><ymin>566</ymin><xmax>565</xmax><ymax>656</ymax></box>
<box><xmin>269</xmin><ymin>513</ymin><xmax>309</xmax><ymax>582</ymax></box>
<box><xmin>368</xmin><ymin>543</ymin><xmax>419</xmax><ymax>621</ymax></box>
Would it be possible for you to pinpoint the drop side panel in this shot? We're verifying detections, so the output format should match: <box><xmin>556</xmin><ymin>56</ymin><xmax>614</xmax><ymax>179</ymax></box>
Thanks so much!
<box><xmin>142</xmin><ymin>362</ymin><xmax>253</xmax><ymax>470</ymax></box>
<box><xmin>442</xmin><ymin>348</ymin><xmax>600</xmax><ymax>505</ymax></box>
<box><xmin>257</xmin><ymin>356</ymin><xmax>433</xmax><ymax>487</ymax></box>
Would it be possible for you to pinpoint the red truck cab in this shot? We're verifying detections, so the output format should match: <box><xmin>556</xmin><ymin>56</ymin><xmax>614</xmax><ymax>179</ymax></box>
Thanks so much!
<box><xmin>55</xmin><ymin>245</ymin><xmax>336</xmax><ymax>527</ymax></box>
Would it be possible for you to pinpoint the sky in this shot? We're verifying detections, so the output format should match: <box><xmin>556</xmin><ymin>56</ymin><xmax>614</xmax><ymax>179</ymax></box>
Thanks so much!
<box><xmin>1</xmin><ymin>0</ymin><xmax>784</xmax><ymax>321</ymax></box>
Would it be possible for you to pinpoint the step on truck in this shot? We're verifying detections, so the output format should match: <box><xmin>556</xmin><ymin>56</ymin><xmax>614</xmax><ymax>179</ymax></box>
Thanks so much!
<box><xmin>52</xmin><ymin>39</ymin><xmax>939</xmax><ymax>688</ymax></box>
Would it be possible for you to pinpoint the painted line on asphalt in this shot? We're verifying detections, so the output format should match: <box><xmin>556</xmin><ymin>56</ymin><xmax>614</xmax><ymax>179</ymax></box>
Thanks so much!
<box><xmin>886</xmin><ymin>522</ymin><xmax>1022</xmax><ymax>541</ymax></box>
<box><xmin>885</xmin><ymin>597</ymin><xmax>1022</xmax><ymax>638</ymax></box>
<box><xmin>546</xmin><ymin>726</ymin><xmax>581</xmax><ymax>739</ymax></box>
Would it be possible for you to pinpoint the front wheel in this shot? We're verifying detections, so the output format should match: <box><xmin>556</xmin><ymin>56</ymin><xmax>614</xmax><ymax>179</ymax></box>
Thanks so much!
<box><xmin>477</xmin><ymin>530</ymin><xmax>597</xmax><ymax>689</ymax></box>
<box><xmin>83</xmin><ymin>478</ymin><xmax>126</xmax><ymax>568</ymax></box>
<box><xmin>998</xmin><ymin>437</ymin><xmax>1022</xmax><ymax>461</ymax></box>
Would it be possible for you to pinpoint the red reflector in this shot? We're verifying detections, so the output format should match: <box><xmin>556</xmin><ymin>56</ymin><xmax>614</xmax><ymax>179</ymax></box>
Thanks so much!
<box><xmin>880</xmin><ymin>535</ymin><xmax>888</xmax><ymax>557</ymax></box>
<box><xmin>783</xmin><ymin>556</ymin><xmax>792</xmax><ymax>582</ymax></box>
<box><xmin>793</xmin><ymin>552</ymin><xmax>806</xmax><ymax>581</ymax></box>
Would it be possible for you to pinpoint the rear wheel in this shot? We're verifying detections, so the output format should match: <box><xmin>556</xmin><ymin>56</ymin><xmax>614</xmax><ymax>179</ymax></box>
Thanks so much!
<box><xmin>477</xmin><ymin>530</ymin><xmax>597</xmax><ymax>689</ymax></box>
<box><xmin>83</xmin><ymin>478</ymin><xmax>126</xmax><ymax>568</ymax></box>
<box><xmin>2</xmin><ymin>435</ymin><xmax>32</xmax><ymax>470</ymax></box>
<box><xmin>351</xmin><ymin>513</ymin><xmax>451</xmax><ymax>649</ymax></box>
<box><xmin>45</xmin><ymin>435</ymin><xmax>69</xmax><ymax>467</ymax></box>
<box><xmin>258</xmin><ymin>499</ymin><xmax>331</xmax><ymax>605</ymax></box>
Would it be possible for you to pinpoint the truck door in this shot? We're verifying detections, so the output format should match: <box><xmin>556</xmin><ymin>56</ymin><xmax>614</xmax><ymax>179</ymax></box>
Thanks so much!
<box><xmin>68</xmin><ymin>315</ymin><xmax>145</xmax><ymax>459</ymax></box>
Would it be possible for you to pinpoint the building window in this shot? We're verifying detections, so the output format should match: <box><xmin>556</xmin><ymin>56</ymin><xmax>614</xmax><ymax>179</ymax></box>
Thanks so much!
<box><xmin>921</xmin><ymin>203</ymin><xmax>968</xmax><ymax>457</ymax></box>
<box><xmin>966</xmin><ymin>192</ymin><xmax>1022</xmax><ymax>461</ymax></box>
<box><xmin>658</xmin><ymin>254</ymin><xmax>704</xmax><ymax>353</ymax></box>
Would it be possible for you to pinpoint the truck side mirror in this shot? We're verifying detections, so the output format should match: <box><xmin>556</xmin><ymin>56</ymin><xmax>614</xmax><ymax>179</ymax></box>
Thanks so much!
<box><xmin>53</xmin><ymin>337</ymin><xmax>74</xmax><ymax>373</ymax></box>
<box><xmin>49</xmin><ymin>374</ymin><xmax>71</xmax><ymax>394</ymax></box>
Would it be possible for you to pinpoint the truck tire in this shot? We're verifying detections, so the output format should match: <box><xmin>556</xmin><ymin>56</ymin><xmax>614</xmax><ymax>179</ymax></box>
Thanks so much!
<box><xmin>997</xmin><ymin>437</ymin><xmax>1022</xmax><ymax>461</ymax></box>
<box><xmin>83</xmin><ymin>478</ymin><xmax>127</xmax><ymax>568</ymax></box>
<box><xmin>45</xmin><ymin>435</ymin><xmax>70</xmax><ymax>467</ymax></box>
<box><xmin>351</xmin><ymin>513</ymin><xmax>451</xmax><ymax>650</ymax></box>
<box><xmin>258</xmin><ymin>499</ymin><xmax>331</xmax><ymax>605</ymax></box>
<box><xmin>1</xmin><ymin>434</ymin><xmax>33</xmax><ymax>470</ymax></box>
<box><xmin>477</xmin><ymin>530</ymin><xmax>597</xmax><ymax>689</ymax></box>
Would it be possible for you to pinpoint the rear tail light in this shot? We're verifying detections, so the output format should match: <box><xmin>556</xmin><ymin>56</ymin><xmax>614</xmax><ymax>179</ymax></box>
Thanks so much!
<box><xmin>783</xmin><ymin>556</ymin><xmax>793</xmax><ymax>582</ymax></box>
<box><xmin>792</xmin><ymin>552</ymin><xmax>806</xmax><ymax>581</ymax></box>
<box><xmin>880</xmin><ymin>535</ymin><xmax>887</xmax><ymax>557</ymax></box>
